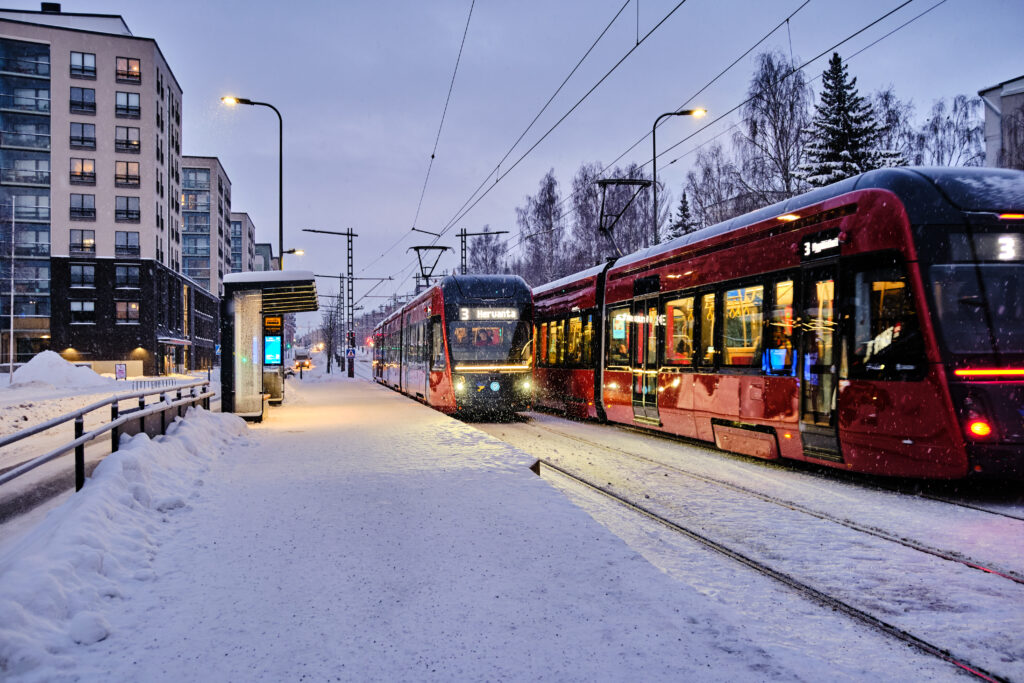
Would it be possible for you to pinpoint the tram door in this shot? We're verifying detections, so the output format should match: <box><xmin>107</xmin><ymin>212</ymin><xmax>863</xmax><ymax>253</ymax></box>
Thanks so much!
<box><xmin>799</xmin><ymin>266</ymin><xmax>840</xmax><ymax>459</ymax></box>
<box><xmin>631</xmin><ymin>297</ymin><xmax>661</xmax><ymax>424</ymax></box>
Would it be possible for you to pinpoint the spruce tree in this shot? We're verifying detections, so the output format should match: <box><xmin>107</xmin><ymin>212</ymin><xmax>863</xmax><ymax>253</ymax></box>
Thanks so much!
<box><xmin>798</xmin><ymin>53</ymin><xmax>903</xmax><ymax>187</ymax></box>
<box><xmin>664</xmin><ymin>190</ymin><xmax>696</xmax><ymax>241</ymax></box>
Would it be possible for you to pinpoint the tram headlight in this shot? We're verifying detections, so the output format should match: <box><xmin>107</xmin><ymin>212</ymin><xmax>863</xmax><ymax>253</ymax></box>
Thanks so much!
<box><xmin>518</xmin><ymin>378</ymin><xmax>532</xmax><ymax>392</ymax></box>
<box><xmin>454</xmin><ymin>377</ymin><xmax>467</xmax><ymax>394</ymax></box>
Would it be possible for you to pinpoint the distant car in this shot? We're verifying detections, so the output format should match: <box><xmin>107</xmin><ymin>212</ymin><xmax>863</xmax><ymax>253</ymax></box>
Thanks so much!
<box><xmin>294</xmin><ymin>358</ymin><xmax>311</xmax><ymax>370</ymax></box>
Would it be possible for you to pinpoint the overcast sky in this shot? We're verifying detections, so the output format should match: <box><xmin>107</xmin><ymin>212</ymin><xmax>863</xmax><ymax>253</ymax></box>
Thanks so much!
<box><xmin>14</xmin><ymin>0</ymin><xmax>1024</xmax><ymax>332</ymax></box>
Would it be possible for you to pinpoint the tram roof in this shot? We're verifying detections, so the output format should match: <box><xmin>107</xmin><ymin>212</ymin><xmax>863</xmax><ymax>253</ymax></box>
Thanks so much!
<box><xmin>610</xmin><ymin>166</ymin><xmax>1024</xmax><ymax>273</ymax></box>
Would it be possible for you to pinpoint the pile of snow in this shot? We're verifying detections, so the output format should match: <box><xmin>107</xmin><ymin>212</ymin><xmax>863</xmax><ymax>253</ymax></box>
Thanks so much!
<box><xmin>0</xmin><ymin>407</ymin><xmax>249</xmax><ymax>677</ymax></box>
<box><xmin>10</xmin><ymin>351</ymin><xmax>114</xmax><ymax>390</ymax></box>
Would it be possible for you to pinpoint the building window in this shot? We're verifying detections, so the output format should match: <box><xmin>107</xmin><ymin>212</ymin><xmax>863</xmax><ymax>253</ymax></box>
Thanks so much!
<box><xmin>115</xmin><ymin>160</ymin><xmax>140</xmax><ymax>187</ymax></box>
<box><xmin>70</xmin><ymin>193</ymin><xmax>95</xmax><ymax>220</ymax></box>
<box><xmin>115</xmin><ymin>57</ymin><xmax>141</xmax><ymax>83</ymax></box>
<box><xmin>70</xmin><ymin>51</ymin><xmax>96</xmax><ymax>79</ymax></box>
<box><xmin>115</xmin><ymin>230</ymin><xmax>140</xmax><ymax>257</ymax></box>
<box><xmin>115</xmin><ymin>91</ymin><xmax>140</xmax><ymax>118</ymax></box>
<box><xmin>69</xmin><ymin>229</ymin><xmax>95</xmax><ymax>256</ymax></box>
<box><xmin>70</xmin><ymin>264</ymin><xmax>95</xmax><ymax>287</ymax></box>
<box><xmin>69</xmin><ymin>86</ymin><xmax>96</xmax><ymax>114</ymax></box>
<box><xmin>115</xmin><ymin>195</ymin><xmax>140</xmax><ymax>222</ymax></box>
<box><xmin>70</xmin><ymin>122</ymin><xmax>96</xmax><ymax>149</ymax></box>
<box><xmin>115</xmin><ymin>126</ymin><xmax>140</xmax><ymax>153</ymax></box>
<box><xmin>116</xmin><ymin>264</ymin><xmax>140</xmax><ymax>287</ymax></box>
<box><xmin>69</xmin><ymin>158</ymin><xmax>95</xmax><ymax>185</ymax></box>
<box><xmin>70</xmin><ymin>300</ymin><xmax>95</xmax><ymax>324</ymax></box>
<box><xmin>115</xmin><ymin>300</ymin><xmax>140</xmax><ymax>323</ymax></box>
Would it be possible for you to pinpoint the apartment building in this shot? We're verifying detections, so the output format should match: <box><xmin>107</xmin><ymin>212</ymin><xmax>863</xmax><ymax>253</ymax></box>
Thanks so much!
<box><xmin>229</xmin><ymin>211</ymin><xmax>256</xmax><ymax>273</ymax></box>
<box><xmin>0</xmin><ymin>4</ymin><xmax>217</xmax><ymax>373</ymax></box>
<box><xmin>182</xmin><ymin>155</ymin><xmax>231</xmax><ymax>294</ymax></box>
<box><xmin>980</xmin><ymin>75</ymin><xmax>1024</xmax><ymax>170</ymax></box>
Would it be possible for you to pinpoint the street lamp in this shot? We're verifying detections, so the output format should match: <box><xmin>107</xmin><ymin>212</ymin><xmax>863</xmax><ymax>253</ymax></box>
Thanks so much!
<box><xmin>283</xmin><ymin>248</ymin><xmax>304</xmax><ymax>256</ymax></box>
<box><xmin>221</xmin><ymin>95</ymin><xmax>284</xmax><ymax>270</ymax></box>
<box><xmin>651</xmin><ymin>108</ymin><xmax>705</xmax><ymax>245</ymax></box>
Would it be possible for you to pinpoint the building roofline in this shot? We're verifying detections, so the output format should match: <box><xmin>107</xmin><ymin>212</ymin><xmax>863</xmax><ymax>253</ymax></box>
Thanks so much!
<box><xmin>0</xmin><ymin>14</ymin><xmax>184</xmax><ymax>93</ymax></box>
<box><xmin>182</xmin><ymin>155</ymin><xmax>232</xmax><ymax>184</ymax></box>
<box><xmin>979</xmin><ymin>74</ymin><xmax>1024</xmax><ymax>95</ymax></box>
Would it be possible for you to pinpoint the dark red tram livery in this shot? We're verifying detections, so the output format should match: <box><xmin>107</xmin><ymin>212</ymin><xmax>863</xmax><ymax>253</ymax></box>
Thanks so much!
<box><xmin>533</xmin><ymin>167</ymin><xmax>1024</xmax><ymax>479</ymax></box>
<box><xmin>373</xmin><ymin>275</ymin><xmax>533</xmax><ymax>416</ymax></box>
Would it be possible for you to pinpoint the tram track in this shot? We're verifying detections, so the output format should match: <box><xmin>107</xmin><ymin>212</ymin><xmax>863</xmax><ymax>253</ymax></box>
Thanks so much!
<box><xmin>532</xmin><ymin>457</ymin><xmax>1007</xmax><ymax>683</ymax></box>
<box><xmin>527</xmin><ymin>420</ymin><xmax>1024</xmax><ymax>586</ymax></box>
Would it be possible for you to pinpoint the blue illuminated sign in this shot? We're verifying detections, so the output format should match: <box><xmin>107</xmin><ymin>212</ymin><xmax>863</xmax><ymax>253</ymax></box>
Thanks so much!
<box><xmin>264</xmin><ymin>335</ymin><xmax>283</xmax><ymax>366</ymax></box>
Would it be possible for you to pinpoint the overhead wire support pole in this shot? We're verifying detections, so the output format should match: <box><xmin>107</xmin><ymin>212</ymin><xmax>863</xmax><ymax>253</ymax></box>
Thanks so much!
<box><xmin>456</xmin><ymin>228</ymin><xmax>509</xmax><ymax>274</ymax></box>
<box><xmin>303</xmin><ymin>228</ymin><xmax>360</xmax><ymax>377</ymax></box>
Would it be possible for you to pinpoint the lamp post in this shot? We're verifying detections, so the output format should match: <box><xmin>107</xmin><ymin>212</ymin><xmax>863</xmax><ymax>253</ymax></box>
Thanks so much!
<box><xmin>7</xmin><ymin>202</ymin><xmax>14</xmax><ymax>384</ymax></box>
<box><xmin>651</xmin><ymin>108</ymin><xmax>705</xmax><ymax>245</ymax></box>
<box><xmin>283</xmin><ymin>248</ymin><xmax>304</xmax><ymax>256</ymax></box>
<box><xmin>221</xmin><ymin>96</ymin><xmax>284</xmax><ymax>270</ymax></box>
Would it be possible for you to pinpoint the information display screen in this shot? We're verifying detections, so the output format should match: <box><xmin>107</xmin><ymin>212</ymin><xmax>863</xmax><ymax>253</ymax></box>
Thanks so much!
<box><xmin>263</xmin><ymin>335</ymin><xmax>283</xmax><ymax>366</ymax></box>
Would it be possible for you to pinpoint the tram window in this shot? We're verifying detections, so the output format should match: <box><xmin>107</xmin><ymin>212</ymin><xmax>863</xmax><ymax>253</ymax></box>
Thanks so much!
<box><xmin>431</xmin><ymin>319</ymin><xmax>445</xmax><ymax>369</ymax></box>
<box><xmin>606</xmin><ymin>307</ymin><xmax>630</xmax><ymax>367</ymax></box>
<box><xmin>764</xmin><ymin>280</ymin><xmax>795</xmax><ymax>375</ymax></box>
<box><xmin>697</xmin><ymin>293</ymin><xmax>717</xmax><ymax>367</ymax></box>
<box><xmin>547</xmin><ymin>320</ymin><xmax>560</xmax><ymax>366</ymax></box>
<box><xmin>537</xmin><ymin>323</ymin><xmax>548</xmax><ymax>367</ymax></box>
<box><xmin>567</xmin><ymin>316</ymin><xmax>583</xmax><ymax>365</ymax></box>
<box><xmin>722</xmin><ymin>285</ymin><xmax>764</xmax><ymax>367</ymax></box>
<box><xmin>665</xmin><ymin>296</ymin><xmax>695</xmax><ymax>366</ymax></box>
<box><xmin>851</xmin><ymin>264</ymin><xmax>924</xmax><ymax>378</ymax></box>
<box><xmin>582</xmin><ymin>313</ymin><xmax>594</xmax><ymax>367</ymax></box>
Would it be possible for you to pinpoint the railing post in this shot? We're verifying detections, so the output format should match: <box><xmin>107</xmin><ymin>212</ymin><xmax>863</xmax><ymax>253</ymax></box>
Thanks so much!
<box><xmin>138</xmin><ymin>395</ymin><xmax>146</xmax><ymax>434</ymax></box>
<box><xmin>159</xmin><ymin>392</ymin><xmax>166</xmax><ymax>434</ymax></box>
<box><xmin>111</xmin><ymin>402</ymin><xmax>120</xmax><ymax>452</ymax></box>
<box><xmin>203</xmin><ymin>382</ymin><xmax>210</xmax><ymax>410</ymax></box>
<box><xmin>74</xmin><ymin>415</ymin><xmax>85</xmax><ymax>491</ymax></box>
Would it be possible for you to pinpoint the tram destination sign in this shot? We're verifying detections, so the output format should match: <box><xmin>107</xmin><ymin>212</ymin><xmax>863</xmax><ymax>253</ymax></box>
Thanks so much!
<box><xmin>801</xmin><ymin>228</ymin><xmax>841</xmax><ymax>261</ymax></box>
<box><xmin>459</xmin><ymin>307</ymin><xmax>519</xmax><ymax>321</ymax></box>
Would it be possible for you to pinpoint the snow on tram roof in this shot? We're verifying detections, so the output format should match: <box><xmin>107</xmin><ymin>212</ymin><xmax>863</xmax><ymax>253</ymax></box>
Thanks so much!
<box><xmin>223</xmin><ymin>270</ymin><xmax>315</xmax><ymax>284</ymax></box>
<box><xmin>532</xmin><ymin>262</ymin><xmax>608</xmax><ymax>297</ymax></box>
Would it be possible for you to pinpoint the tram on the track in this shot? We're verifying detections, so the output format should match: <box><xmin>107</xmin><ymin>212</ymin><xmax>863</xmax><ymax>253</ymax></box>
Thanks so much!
<box><xmin>373</xmin><ymin>275</ymin><xmax>533</xmax><ymax>417</ymax></box>
<box><xmin>532</xmin><ymin>167</ymin><xmax>1024</xmax><ymax>479</ymax></box>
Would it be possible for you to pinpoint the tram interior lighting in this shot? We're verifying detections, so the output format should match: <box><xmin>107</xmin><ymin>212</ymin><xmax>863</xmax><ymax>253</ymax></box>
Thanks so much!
<box><xmin>778</xmin><ymin>213</ymin><xmax>800</xmax><ymax>222</ymax></box>
<box><xmin>999</xmin><ymin>213</ymin><xmax>1024</xmax><ymax>220</ymax></box>
<box><xmin>954</xmin><ymin>368</ymin><xmax>1024</xmax><ymax>377</ymax></box>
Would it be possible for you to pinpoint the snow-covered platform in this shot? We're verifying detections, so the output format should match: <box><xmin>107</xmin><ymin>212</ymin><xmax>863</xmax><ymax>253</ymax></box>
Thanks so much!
<box><xmin>1</xmin><ymin>376</ymin><xmax>959</xmax><ymax>680</ymax></box>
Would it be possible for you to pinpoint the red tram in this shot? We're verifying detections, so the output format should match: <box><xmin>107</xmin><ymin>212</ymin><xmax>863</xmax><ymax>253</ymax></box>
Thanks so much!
<box><xmin>532</xmin><ymin>167</ymin><xmax>1024</xmax><ymax>478</ymax></box>
<box><xmin>373</xmin><ymin>275</ymin><xmax>533</xmax><ymax>416</ymax></box>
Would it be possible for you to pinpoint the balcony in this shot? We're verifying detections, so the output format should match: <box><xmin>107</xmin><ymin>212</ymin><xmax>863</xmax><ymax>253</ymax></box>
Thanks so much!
<box><xmin>183</xmin><ymin>179</ymin><xmax>210</xmax><ymax>190</ymax></box>
<box><xmin>0</xmin><ymin>55</ymin><xmax>51</xmax><ymax>78</ymax></box>
<box><xmin>70</xmin><ymin>171</ymin><xmax>95</xmax><ymax>185</ymax></box>
<box><xmin>115</xmin><ymin>209</ymin><xmax>141</xmax><ymax>223</ymax></box>
<box><xmin>116</xmin><ymin>69</ymin><xmax>141</xmax><ymax>84</ymax></box>
<box><xmin>70</xmin><ymin>135</ymin><xmax>96</xmax><ymax>150</ymax></box>
<box><xmin>13</xmin><ymin>206</ymin><xmax>50</xmax><ymax>221</ymax></box>
<box><xmin>69</xmin><ymin>242</ymin><xmax>96</xmax><ymax>257</ymax></box>
<box><xmin>115</xmin><ymin>173</ymin><xmax>140</xmax><ymax>188</ymax></box>
<box><xmin>14</xmin><ymin>242</ymin><xmax>50</xmax><ymax>257</ymax></box>
<box><xmin>183</xmin><ymin>247</ymin><xmax>211</xmax><ymax>257</ymax></box>
<box><xmin>115</xmin><ymin>105</ymin><xmax>140</xmax><ymax>119</ymax></box>
<box><xmin>70</xmin><ymin>64</ymin><xmax>96</xmax><ymax>79</ymax></box>
<box><xmin>0</xmin><ymin>130</ymin><xmax>49</xmax><ymax>150</ymax></box>
<box><xmin>70</xmin><ymin>207</ymin><xmax>96</xmax><ymax>221</ymax></box>
<box><xmin>115</xmin><ymin>139</ymin><xmax>140</xmax><ymax>153</ymax></box>
<box><xmin>69</xmin><ymin>99</ymin><xmax>95</xmax><ymax>114</ymax></box>
<box><xmin>0</xmin><ymin>168</ymin><xmax>50</xmax><ymax>186</ymax></box>
<box><xmin>0</xmin><ymin>93</ymin><xmax>50</xmax><ymax>114</ymax></box>
<box><xmin>115</xmin><ymin>244</ymin><xmax>141</xmax><ymax>258</ymax></box>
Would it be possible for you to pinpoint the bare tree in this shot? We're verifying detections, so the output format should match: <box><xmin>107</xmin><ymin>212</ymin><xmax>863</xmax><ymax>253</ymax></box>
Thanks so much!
<box><xmin>1003</xmin><ymin>102</ymin><xmax>1024</xmax><ymax>170</ymax></box>
<box><xmin>918</xmin><ymin>95</ymin><xmax>985</xmax><ymax>167</ymax></box>
<box><xmin>319</xmin><ymin>291</ymin><xmax>343</xmax><ymax>374</ymax></box>
<box><xmin>515</xmin><ymin>169</ymin><xmax>565</xmax><ymax>285</ymax></box>
<box><xmin>567</xmin><ymin>161</ymin><xmax>604</xmax><ymax>270</ymax></box>
<box><xmin>873</xmin><ymin>86</ymin><xmax>922</xmax><ymax>164</ymax></box>
<box><xmin>468</xmin><ymin>225</ymin><xmax>507</xmax><ymax>274</ymax></box>
<box><xmin>684</xmin><ymin>142</ymin><xmax>746</xmax><ymax>228</ymax></box>
<box><xmin>733</xmin><ymin>50</ymin><xmax>813</xmax><ymax>203</ymax></box>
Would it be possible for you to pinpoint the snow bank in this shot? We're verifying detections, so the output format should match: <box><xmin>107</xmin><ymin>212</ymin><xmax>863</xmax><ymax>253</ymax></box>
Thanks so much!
<box><xmin>0</xmin><ymin>408</ymin><xmax>249</xmax><ymax>678</ymax></box>
<box><xmin>10</xmin><ymin>351</ymin><xmax>115</xmax><ymax>390</ymax></box>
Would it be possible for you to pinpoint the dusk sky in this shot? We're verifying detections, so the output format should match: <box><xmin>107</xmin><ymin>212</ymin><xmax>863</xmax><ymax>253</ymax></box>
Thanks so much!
<box><xmin>12</xmin><ymin>0</ymin><xmax>1024</xmax><ymax>332</ymax></box>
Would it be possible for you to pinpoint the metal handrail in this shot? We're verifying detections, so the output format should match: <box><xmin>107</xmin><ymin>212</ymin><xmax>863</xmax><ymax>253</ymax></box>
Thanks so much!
<box><xmin>0</xmin><ymin>378</ymin><xmax>208</xmax><ymax>450</ymax></box>
<box><xmin>0</xmin><ymin>386</ymin><xmax>215</xmax><ymax>488</ymax></box>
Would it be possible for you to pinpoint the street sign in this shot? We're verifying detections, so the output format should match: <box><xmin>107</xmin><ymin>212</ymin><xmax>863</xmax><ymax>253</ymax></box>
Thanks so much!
<box><xmin>215</xmin><ymin>344</ymin><xmax>221</xmax><ymax>356</ymax></box>
<box><xmin>115</xmin><ymin>363</ymin><xmax>127</xmax><ymax>380</ymax></box>
<box><xmin>346</xmin><ymin>347</ymin><xmax>356</xmax><ymax>359</ymax></box>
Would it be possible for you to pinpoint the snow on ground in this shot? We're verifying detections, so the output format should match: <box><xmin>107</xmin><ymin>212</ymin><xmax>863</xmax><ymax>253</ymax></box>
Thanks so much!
<box><xmin>9</xmin><ymin>351</ymin><xmax>114</xmax><ymax>392</ymax></box>
<box><xmin>0</xmin><ymin>372</ymin><xmax>960</xmax><ymax>681</ymax></box>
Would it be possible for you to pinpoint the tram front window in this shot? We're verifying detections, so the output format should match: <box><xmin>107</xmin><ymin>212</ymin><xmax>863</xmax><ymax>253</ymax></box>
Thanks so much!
<box><xmin>448</xmin><ymin>321</ymin><xmax>532</xmax><ymax>364</ymax></box>
<box><xmin>930</xmin><ymin>263</ymin><xmax>1024</xmax><ymax>355</ymax></box>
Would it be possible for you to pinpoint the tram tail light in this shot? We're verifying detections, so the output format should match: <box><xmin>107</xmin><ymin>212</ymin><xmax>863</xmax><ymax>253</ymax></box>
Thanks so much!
<box><xmin>967</xmin><ymin>419</ymin><xmax>993</xmax><ymax>438</ymax></box>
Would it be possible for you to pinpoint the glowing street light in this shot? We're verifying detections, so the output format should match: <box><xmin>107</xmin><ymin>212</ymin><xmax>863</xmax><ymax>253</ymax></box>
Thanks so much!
<box><xmin>652</xmin><ymin>108</ymin><xmax>706</xmax><ymax>245</ymax></box>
